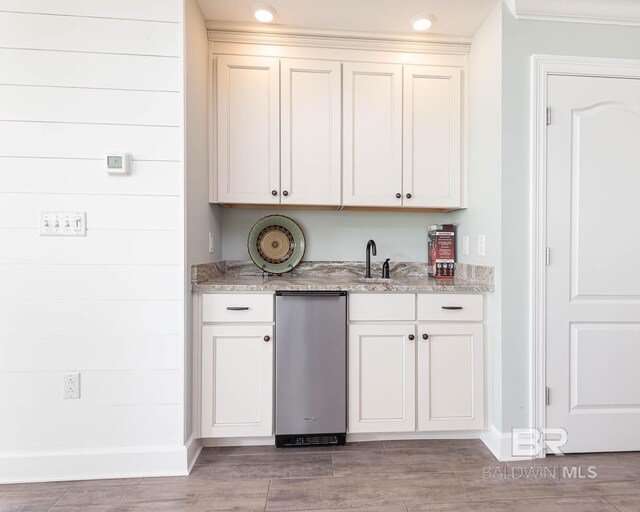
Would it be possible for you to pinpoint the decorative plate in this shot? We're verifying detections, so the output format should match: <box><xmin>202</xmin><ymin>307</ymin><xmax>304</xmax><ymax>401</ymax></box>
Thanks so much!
<box><xmin>247</xmin><ymin>215</ymin><xmax>306</xmax><ymax>274</ymax></box>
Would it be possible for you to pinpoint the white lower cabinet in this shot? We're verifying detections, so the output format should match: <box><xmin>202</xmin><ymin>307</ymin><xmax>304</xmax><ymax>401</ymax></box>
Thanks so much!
<box><xmin>201</xmin><ymin>324</ymin><xmax>273</xmax><ymax>437</ymax></box>
<box><xmin>417</xmin><ymin>323</ymin><xmax>484</xmax><ymax>431</ymax></box>
<box><xmin>198</xmin><ymin>292</ymin><xmax>485</xmax><ymax>440</ymax></box>
<box><xmin>348</xmin><ymin>323</ymin><xmax>416</xmax><ymax>433</ymax></box>
<box><xmin>347</xmin><ymin>293</ymin><xmax>485</xmax><ymax>435</ymax></box>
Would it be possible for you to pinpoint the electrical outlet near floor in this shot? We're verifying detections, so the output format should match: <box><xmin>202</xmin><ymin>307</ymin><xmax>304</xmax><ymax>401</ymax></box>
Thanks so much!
<box><xmin>62</xmin><ymin>372</ymin><xmax>80</xmax><ymax>399</ymax></box>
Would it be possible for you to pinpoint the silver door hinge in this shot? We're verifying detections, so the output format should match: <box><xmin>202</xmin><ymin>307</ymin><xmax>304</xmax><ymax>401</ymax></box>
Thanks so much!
<box><xmin>545</xmin><ymin>386</ymin><xmax>551</xmax><ymax>406</ymax></box>
<box><xmin>546</xmin><ymin>106</ymin><xmax>551</xmax><ymax>125</ymax></box>
<box><xmin>546</xmin><ymin>247</ymin><xmax>551</xmax><ymax>266</ymax></box>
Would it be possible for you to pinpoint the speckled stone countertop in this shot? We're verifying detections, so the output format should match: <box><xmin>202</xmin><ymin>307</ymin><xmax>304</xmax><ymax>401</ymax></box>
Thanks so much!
<box><xmin>192</xmin><ymin>261</ymin><xmax>494</xmax><ymax>293</ymax></box>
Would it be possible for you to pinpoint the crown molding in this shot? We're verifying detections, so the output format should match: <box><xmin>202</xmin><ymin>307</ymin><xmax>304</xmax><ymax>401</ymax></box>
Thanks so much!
<box><xmin>206</xmin><ymin>21</ymin><xmax>470</xmax><ymax>55</ymax></box>
<box><xmin>504</xmin><ymin>0</ymin><xmax>640</xmax><ymax>26</ymax></box>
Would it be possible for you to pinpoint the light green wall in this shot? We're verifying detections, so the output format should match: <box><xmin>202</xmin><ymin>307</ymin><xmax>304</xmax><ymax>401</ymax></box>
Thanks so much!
<box><xmin>221</xmin><ymin>208</ymin><xmax>453</xmax><ymax>262</ymax></box>
<box><xmin>453</xmin><ymin>1</ymin><xmax>503</xmax><ymax>433</ymax></box>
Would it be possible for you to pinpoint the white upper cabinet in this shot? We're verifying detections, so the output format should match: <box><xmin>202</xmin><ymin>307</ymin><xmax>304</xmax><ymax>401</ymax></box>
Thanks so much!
<box><xmin>403</xmin><ymin>66</ymin><xmax>462</xmax><ymax>208</ymax></box>
<box><xmin>343</xmin><ymin>63</ymin><xmax>403</xmax><ymax>207</ymax></box>
<box><xmin>216</xmin><ymin>55</ymin><xmax>280</xmax><ymax>204</ymax></box>
<box><xmin>281</xmin><ymin>59</ymin><xmax>341</xmax><ymax>206</ymax></box>
<box><xmin>212</xmin><ymin>47</ymin><xmax>466</xmax><ymax>209</ymax></box>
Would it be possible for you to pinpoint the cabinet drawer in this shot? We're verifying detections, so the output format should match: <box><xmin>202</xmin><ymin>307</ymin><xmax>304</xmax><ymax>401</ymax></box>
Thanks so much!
<box><xmin>203</xmin><ymin>293</ymin><xmax>274</xmax><ymax>323</ymax></box>
<box><xmin>349</xmin><ymin>293</ymin><xmax>415</xmax><ymax>321</ymax></box>
<box><xmin>418</xmin><ymin>294</ymin><xmax>483</xmax><ymax>322</ymax></box>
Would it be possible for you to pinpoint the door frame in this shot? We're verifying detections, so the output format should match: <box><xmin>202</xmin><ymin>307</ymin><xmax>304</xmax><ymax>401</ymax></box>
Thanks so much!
<box><xmin>530</xmin><ymin>54</ymin><xmax>640</xmax><ymax>451</ymax></box>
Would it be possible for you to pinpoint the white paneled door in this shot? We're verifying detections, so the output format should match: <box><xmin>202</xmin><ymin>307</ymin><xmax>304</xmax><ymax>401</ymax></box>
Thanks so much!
<box><xmin>403</xmin><ymin>66</ymin><xmax>462</xmax><ymax>208</ymax></box>
<box><xmin>343</xmin><ymin>63</ymin><xmax>403</xmax><ymax>207</ymax></box>
<box><xmin>216</xmin><ymin>55</ymin><xmax>280</xmax><ymax>204</ymax></box>
<box><xmin>417</xmin><ymin>323</ymin><xmax>484</xmax><ymax>431</ymax></box>
<box><xmin>348</xmin><ymin>323</ymin><xmax>415</xmax><ymax>433</ymax></box>
<box><xmin>546</xmin><ymin>74</ymin><xmax>640</xmax><ymax>453</ymax></box>
<box><xmin>281</xmin><ymin>59</ymin><xmax>341</xmax><ymax>206</ymax></box>
<box><xmin>201</xmin><ymin>324</ymin><xmax>273</xmax><ymax>437</ymax></box>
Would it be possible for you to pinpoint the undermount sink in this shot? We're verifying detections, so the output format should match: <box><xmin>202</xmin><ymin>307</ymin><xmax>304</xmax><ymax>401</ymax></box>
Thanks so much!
<box><xmin>357</xmin><ymin>277</ymin><xmax>395</xmax><ymax>283</ymax></box>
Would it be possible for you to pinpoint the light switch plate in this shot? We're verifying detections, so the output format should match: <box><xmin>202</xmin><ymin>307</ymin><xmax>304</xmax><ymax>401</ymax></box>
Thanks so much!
<box><xmin>462</xmin><ymin>235</ymin><xmax>469</xmax><ymax>256</ymax></box>
<box><xmin>40</xmin><ymin>212</ymin><xmax>86</xmax><ymax>236</ymax></box>
<box><xmin>477</xmin><ymin>234</ymin><xmax>486</xmax><ymax>256</ymax></box>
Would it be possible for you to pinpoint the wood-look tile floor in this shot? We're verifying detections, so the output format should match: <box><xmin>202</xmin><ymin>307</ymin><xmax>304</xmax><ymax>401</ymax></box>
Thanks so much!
<box><xmin>3</xmin><ymin>440</ymin><xmax>640</xmax><ymax>511</ymax></box>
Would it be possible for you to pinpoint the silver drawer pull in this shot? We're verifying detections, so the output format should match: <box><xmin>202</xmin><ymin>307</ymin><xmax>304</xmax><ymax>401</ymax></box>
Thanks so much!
<box><xmin>226</xmin><ymin>306</ymin><xmax>250</xmax><ymax>311</ymax></box>
<box><xmin>442</xmin><ymin>306</ymin><xmax>463</xmax><ymax>310</ymax></box>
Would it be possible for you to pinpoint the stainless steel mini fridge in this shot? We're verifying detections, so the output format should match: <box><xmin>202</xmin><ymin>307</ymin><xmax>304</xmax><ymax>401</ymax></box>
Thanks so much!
<box><xmin>274</xmin><ymin>291</ymin><xmax>347</xmax><ymax>447</ymax></box>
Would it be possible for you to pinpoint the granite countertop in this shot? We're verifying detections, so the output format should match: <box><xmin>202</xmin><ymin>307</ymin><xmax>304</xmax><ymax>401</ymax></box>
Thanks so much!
<box><xmin>192</xmin><ymin>261</ymin><xmax>494</xmax><ymax>293</ymax></box>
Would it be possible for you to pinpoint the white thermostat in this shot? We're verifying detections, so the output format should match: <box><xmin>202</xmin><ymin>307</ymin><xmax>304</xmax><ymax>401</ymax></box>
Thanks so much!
<box><xmin>106</xmin><ymin>153</ymin><xmax>131</xmax><ymax>175</ymax></box>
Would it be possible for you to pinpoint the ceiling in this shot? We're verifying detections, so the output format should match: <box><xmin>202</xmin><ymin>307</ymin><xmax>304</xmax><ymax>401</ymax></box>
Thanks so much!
<box><xmin>196</xmin><ymin>0</ymin><xmax>499</xmax><ymax>38</ymax></box>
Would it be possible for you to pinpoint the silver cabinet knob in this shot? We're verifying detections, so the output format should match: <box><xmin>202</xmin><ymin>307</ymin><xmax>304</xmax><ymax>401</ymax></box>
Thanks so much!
<box><xmin>264</xmin><ymin>335</ymin><xmax>271</xmax><ymax>342</ymax></box>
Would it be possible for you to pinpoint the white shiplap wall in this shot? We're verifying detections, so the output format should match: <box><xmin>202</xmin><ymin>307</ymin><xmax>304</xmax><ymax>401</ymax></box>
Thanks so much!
<box><xmin>0</xmin><ymin>0</ymin><xmax>189</xmax><ymax>482</ymax></box>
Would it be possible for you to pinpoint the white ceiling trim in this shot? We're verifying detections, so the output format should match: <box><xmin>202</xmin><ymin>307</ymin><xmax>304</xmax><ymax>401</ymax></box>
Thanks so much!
<box><xmin>504</xmin><ymin>0</ymin><xmax>640</xmax><ymax>26</ymax></box>
<box><xmin>206</xmin><ymin>22</ymin><xmax>471</xmax><ymax>55</ymax></box>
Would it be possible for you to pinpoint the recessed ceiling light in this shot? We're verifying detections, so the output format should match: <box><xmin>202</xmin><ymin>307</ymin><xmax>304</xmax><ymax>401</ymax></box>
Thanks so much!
<box><xmin>253</xmin><ymin>4</ymin><xmax>276</xmax><ymax>23</ymax></box>
<box><xmin>410</xmin><ymin>13</ymin><xmax>435</xmax><ymax>31</ymax></box>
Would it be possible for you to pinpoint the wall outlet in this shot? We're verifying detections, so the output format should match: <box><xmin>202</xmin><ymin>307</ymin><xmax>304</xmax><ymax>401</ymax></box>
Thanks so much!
<box><xmin>62</xmin><ymin>372</ymin><xmax>80</xmax><ymax>399</ymax></box>
<box><xmin>462</xmin><ymin>235</ymin><xmax>470</xmax><ymax>256</ymax></box>
<box><xmin>477</xmin><ymin>234</ymin><xmax>486</xmax><ymax>257</ymax></box>
<box><xmin>40</xmin><ymin>212</ymin><xmax>86</xmax><ymax>237</ymax></box>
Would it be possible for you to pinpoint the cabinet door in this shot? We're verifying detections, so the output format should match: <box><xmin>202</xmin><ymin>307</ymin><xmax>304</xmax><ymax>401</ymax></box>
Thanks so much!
<box><xmin>343</xmin><ymin>63</ymin><xmax>403</xmax><ymax>207</ymax></box>
<box><xmin>417</xmin><ymin>323</ymin><xmax>484</xmax><ymax>431</ymax></box>
<box><xmin>281</xmin><ymin>59</ymin><xmax>341</xmax><ymax>206</ymax></box>
<box><xmin>348</xmin><ymin>323</ymin><xmax>415</xmax><ymax>433</ymax></box>
<box><xmin>403</xmin><ymin>66</ymin><xmax>462</xmax><ymax>208</ymax></box>
<box><xmin>216</xmin><ymin>55</ymin><xmax>280</xmax><ymax>204</ymax></box>
<box><xmin>201</xmin><ymin>324</ymin><xmax>273</xmax><ymax>437</ymax></box>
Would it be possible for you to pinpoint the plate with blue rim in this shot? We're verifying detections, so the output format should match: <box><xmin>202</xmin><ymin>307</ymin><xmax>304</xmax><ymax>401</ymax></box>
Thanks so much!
<box><xmin>247</xmin><ymin>215</ymin><xmax>306</xmax><ymax>275</ymax></box>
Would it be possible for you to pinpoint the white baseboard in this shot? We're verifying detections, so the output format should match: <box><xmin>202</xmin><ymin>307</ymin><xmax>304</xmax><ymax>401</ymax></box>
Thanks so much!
<box><xmin>202</xmin><ymin>436</ymin><xmax>275</xmax><ymax>447</ymax></box>
<box><xmin>0</xmin><ymin>444</ymin><xmax>190</xmax><ymax>484</ymax></box>
<box><xmin>482</xmin><ymin>425</ymin><xmax>532</xmax><ymax>462</ymax></box>
<box><xmin>481</xmin><ymin>424</ymin><xmax>507</xmax><ymax>460</ymax></box>
<box><xmin>185</xmin><ymin>434</ymin><xmax>203</xmax><ymax>472</ymax></box>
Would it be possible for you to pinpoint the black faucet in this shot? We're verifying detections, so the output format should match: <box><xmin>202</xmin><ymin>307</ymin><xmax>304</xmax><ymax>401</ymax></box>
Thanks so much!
<box><xmin>365</xmin><ymin>239</ymin><xmax>377</xmax><ymax>278</ymax></box>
